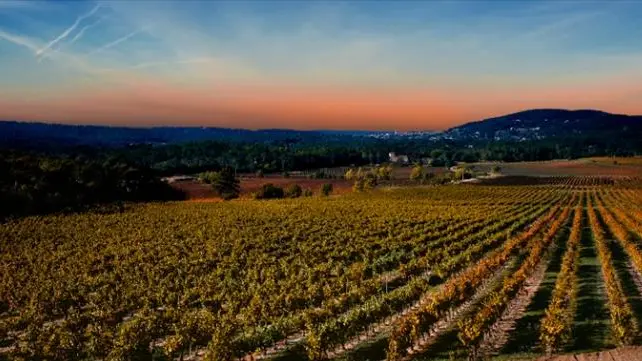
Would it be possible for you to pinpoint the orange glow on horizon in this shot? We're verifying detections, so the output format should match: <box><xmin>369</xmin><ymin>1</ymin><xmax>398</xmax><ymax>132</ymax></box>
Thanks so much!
<box><xmin>1</xmin><ymin>78</ymin><xmax>641</xmax><ymax>131</ymax></box>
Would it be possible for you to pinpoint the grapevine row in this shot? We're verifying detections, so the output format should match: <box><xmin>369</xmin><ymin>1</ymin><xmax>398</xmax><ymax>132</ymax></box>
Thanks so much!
<box><xmin>587</xmin><ymin>196</ymin><xmax>637</xmax><ymax>345</ymax></box>
<box><xmin>539</xmin><ymin>197</ymin><xmax>584</xmax><ymax>354</ymax></box>
<box><xmin>385</xmin><ymin>201</ymin><xmax>567</xmax><ymax>361</ymax></box>
<box><xmin>455</xmin><ymin>202</ymin><xmax>573</xmax><ymax>359</ymax></box>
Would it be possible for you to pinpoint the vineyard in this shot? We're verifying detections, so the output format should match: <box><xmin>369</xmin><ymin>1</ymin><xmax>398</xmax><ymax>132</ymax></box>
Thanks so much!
<box><xmin>3</xmin><ymin>176</ymin><xmax>642</xmax><ymax>360</ymax></box>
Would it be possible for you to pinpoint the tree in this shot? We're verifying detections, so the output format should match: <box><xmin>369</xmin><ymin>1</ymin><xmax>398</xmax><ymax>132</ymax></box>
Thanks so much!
<box><xmin>254</xmin><ymin>183</ymin><xmax>284</xmax><ymax>199</ymax></box>
<box><xmin>344</xmin><ymin>169</ymin><xmax>355</xmax><ymax>181</ymax></box>
<box><xmin>355</xmin><ymin>167</ymin><xmax>365</xmax><ymax>180</ymax></box>
<box><xmin>376</xmin><ymin>165</ymin><xmax>393</xmax><ymax>180</ymax></box>
<box><xmin>321</xmin><ymin>183</ymin><xmax>333</xmax><ymax>196</ymax></box>
<box><xmin>285</xmin><ymin>184</ymin><xmax>303</xmax><ymax>198</ymax></box>
<box><xmin>430</xmin><ymin>158</ymin><xmax>446</xmax><ymax>167</ymax></box>
<box><xmin>211</xmin><ymin>168</ymin><xmax>240</xmax><ymax>200</ymax></box>
<box><xmin>454</xmin><ymin>166</ymin><xmax>473</xmax><ymax>180</ymax></box>
<box><xmin>364</xmin><ymin>173</ymin><xmax>377</xmax><ymax>190</ymax></box>
<box><xmin>199</xmin><ymin>171</ymin><xmax>218</xmax><ymax>184</ymax></box>
<box><xmin>353</xmin><ymin>179</ymin><xmax>365</xmax><ymax>193</ymax></box>
<box><xmin>409</xmin><ymin>165</ymin><xmax>424</xmax><ymax>181</ymax></box>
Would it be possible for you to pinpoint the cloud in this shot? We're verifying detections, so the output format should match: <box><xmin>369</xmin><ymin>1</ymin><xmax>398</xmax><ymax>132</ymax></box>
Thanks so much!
<box><xmin>86</xmin><ymin>29</ymin><xmax>141</xmax><ymax>56</ymax></box>
<box><xmin>0</xmin><ymin>27</ymin><xmax>145</xmax><ymax>88</ymax></box>
<box><xmin>37</xmin><ymin>15</ymin><xmax>108</xmax><ymax>63</ymax></box>
<box><xmin>2</xmin><ymin>0</ymin><xmax>642</xmax><ymax>130</ymax></box>
<box><xmin>36</xmin><ymin>4</ymin><xmax>102</xmax><ymax>58</ymax></box>
<box><xmin>68</xmin><ymin>15</ymin><xmax>106</xmax><ymax>46</ymax></box>
<box><xmin>0</xmin><ymin>29</ymin><xmax>40</xmax><ymax>52</ymax></box>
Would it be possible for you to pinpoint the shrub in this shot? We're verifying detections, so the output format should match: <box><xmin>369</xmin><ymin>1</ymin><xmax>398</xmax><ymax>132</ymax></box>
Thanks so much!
<box><xmin>321</xmin><ymin>183</ymin><xmax>333</xmax><ymax>196</ymax></box>
<box><xmin>353</xmin><ymin>179</ymin><xmax>365</xmax><ymax>192</ymax></box>
<box><xmin>254</xmin><ymin>184</ymin><xmax>284</xmax><ymax>200</ymax></box>
<box><xmin>364</xmin><ymin>173</ymin><xmax>377</xmax><ymax>190</ymax></box>
<box><xmin>410</xmin><ymin>165</ymin><xmax>424</xmax><ymax>181</ymax></box>
<box><xmin>199</xmin><ymin>171</ymin><xmax>218</xmax><ymax>184</ymax></box>
<box><xmin>376</xmin><ymin>165</ymin><xmax>393</xmax><ymax>180</ymax></box>
<box><xmin>303</xmin><ymin>188</ymin><xmax>314</xmax><ymax>197</ymax></box>
<box><xmin>285</xmin><ymin>184</ymin><xmax>303</xmax><ymax>198</ymax></box>
<box><xmin>454</xmin><ymin>167</ymin><xmax>473</xmax><ymax>180</ymax></box>
<box><xmin>202</xmin><ymin>168</ymin><xmax>240</xmax><ymax>200</ymax></box>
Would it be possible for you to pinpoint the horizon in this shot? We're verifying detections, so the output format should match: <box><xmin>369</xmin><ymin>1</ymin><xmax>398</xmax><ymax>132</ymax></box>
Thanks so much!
<box><xmin>2</xmin><ymin>107</ymin><xmax>639</xmax><ymax>133</ymax></box>
<box><xmin>2</xmin><ymin>1</ymin><xmax>642</xmax><ymax>131</ymax></box>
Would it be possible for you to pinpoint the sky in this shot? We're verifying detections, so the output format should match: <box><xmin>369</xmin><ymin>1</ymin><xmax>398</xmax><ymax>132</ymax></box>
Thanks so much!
<box><xmin>1</xmin><ymin>0</ymin><xmax>642</xmax><ymax>131</ymax></box>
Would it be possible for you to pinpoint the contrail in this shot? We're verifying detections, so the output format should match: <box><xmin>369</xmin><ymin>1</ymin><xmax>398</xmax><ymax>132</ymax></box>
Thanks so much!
<box><xmin>0</xmin><ymin>28</ymin><xmax>103</xmax><ymax>75</ymax></box>
<box><xmin>37</xmin><ymin>16</ymin><xmax>107</xmax><ymax>63</ymax></box>
<box><xmin>87</xmin><ymin>29</ymin><xmax>141</xmax><ymax>56</ymax></box>
<box><xmin>68</xmin><ymin>15</ymin><xmax>105</xmax><ymax>45</ymax></box>
<box><xmin>36</xmin><ymin>4</ymin><xmax>102</xmax><ymax>57</ymax></box>
<box><xmin>0</xmin><ymin>29</ymin><xmax>39</xmax><ymax>52</ymax></box>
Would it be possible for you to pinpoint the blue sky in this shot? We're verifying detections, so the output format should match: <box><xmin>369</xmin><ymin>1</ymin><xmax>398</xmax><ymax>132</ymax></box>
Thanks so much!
<box><xmin>1</xmin><ymin>0</ymin><xmax>642</xmax><ymax>130</ymax></box>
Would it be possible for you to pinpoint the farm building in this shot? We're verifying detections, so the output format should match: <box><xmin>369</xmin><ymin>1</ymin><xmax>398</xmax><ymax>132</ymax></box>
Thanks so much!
<box><xmin>389</xmin><ymin>152</ymin><xmax>409</xmax><ymax>164</ymax></box>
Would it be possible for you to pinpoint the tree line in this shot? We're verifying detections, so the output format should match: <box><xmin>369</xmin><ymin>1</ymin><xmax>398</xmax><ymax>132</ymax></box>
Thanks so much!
<box><xmin>0</xmin><ymin>151</ymin><xmax>184</xmax><ymax>219</ymax></box>
<box><xmin>107</xmin><ymin>136</ymin><xmax>639</xmax><ymax>175</ymax></box>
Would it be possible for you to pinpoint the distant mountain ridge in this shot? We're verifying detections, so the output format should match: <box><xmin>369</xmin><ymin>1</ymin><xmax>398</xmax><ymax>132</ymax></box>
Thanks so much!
<box><xmin>445</xmin><ymin>109</ymin><xmax>642</xmax><ymax>141</ymax></box>
<box><xmin>0</xmin><ymin>121</ymin><xmax>371</xmax><ymax>148</ymax></box>
<box><xmin>1</xmin><ymin>108</ymin><xmax>641</xmax><ymax>148</ymax></box>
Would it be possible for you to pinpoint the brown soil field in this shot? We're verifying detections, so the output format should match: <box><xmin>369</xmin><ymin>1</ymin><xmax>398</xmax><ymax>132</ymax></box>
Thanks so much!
<box><xmin>171</xmin><ymin>176</ymin><xmax>352</xmax><ymax>200</ymax></box>
<box><xmin>172</xmin><ymin>157</ymin><xmax>642</xmax><ymax>200</ymax></box>
<box><xmin>473</xmin><ymin>158</ymin><xmax>642</xmax><ymax>178</ymax></box>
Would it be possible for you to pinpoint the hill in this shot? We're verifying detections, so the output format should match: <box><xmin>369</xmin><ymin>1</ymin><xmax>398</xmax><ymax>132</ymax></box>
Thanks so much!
<box><xmin>2</xmin><ymin>109</ymin><xmax>641</xmax><ymax>149</ymax></box>
<box><xmin>445</xmin><ymin>109</ymin><xmax>642</xmax><ymax>142</ymax></box>
<box><xmin>0</xmin><ymin>121</ymin><xmax>370</xmax><ymax>149</ymax></box>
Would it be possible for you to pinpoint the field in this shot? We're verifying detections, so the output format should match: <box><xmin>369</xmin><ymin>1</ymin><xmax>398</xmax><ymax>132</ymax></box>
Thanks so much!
<box><xmin>3</xmin><ymin>176</ymin><xmax>642</xmax><ymax>360</ymax></box>
<box><xmin>171</xmin><ymin>176</ymin><xmax>353</xmax><ymax>200</ymax></box>
<box><xmin>473</xmin><ymin>157</ymin><xmax>642</xmax><ymax>178</ymax></box>
<box><xmin>168</xmin><ymin>166</ymin><xmax>450</xmax><ymax>200</ymax></box>
<box><xmin>171</xmin><ymin>158</ymin><xmax>642</xmax><ymax>201</ymax></box>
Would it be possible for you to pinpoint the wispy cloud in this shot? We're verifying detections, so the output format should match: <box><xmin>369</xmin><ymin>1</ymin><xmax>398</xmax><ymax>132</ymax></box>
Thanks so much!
<box><xmin>68</xmin><ymin>14</ymin><xmax>106</xmax><ymax>46</ymax></box>
<box><xmin>2</xmin><ymin>0</ymin><xmax>642</xmax><ymax>129</ymax></box>
<box><xmin>86</xmin><ymin>29</ymin><xmax>141</xmax><ymax>56</ymax></box>
<box><xmin>36</xmin><ymin>4</ymin><xmax>102</xmax><ymax>58</ymax></box>
<box><xmin>0</xmin><ymin>28</ymin><xmax>39</xmax><ymax>52</ymax></box>
<box><xmin>0</xmin><ymin>26</ymin><xmax>137</xmax><ymax>86</ymax></box>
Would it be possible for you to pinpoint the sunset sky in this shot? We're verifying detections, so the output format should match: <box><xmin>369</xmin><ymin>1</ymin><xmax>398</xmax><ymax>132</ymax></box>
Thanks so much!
<box><xmin>1</xmin><ymin>0</ymin><xmax>642</xmax><ymax>131</ymax></box>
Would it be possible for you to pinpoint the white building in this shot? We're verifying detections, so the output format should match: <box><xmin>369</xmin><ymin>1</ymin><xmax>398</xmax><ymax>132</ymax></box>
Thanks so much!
<box><xmin>389</xmin><ymin>152</ymin><xmax>409</xmax><ymax>164</ymax></box>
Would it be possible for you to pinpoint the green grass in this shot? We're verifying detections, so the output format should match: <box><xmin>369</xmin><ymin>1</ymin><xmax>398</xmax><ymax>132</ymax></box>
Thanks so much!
<box><xmin>569</xmin><ymin>214</ymin><xmax>612</xmax><ymax>353</ymax></box>
<box><xmin>410</xmin><ymin>256</ymin><xmax>527</xmax><ymax>361</ymax></box>
<box><xmin>499</xmin><ymin>223</ymin><xmax>568</xmax><ymax>355</ymax></box>
<box><xmin>269</xmin><ymin>209</ymin><xmax>624</xmax><ymax>361</ymax></box>
<box><xmin>602</xmin><ymin>229</ymin><xmax>642</xmax><ymax>343</ymax></box>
